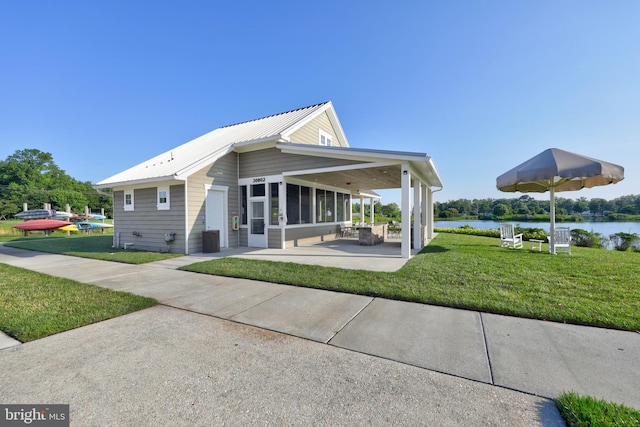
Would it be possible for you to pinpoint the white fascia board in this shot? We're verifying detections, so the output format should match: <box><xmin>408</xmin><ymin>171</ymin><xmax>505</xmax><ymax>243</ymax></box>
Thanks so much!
<box><xmin>173</xmin><ymin>144</ymin><xmax>235</xmax><ymax>179</ymax></box>
<box><xmin>277</xmin><ymin>143</ymin><xmax>429</xmax><ymax>163</ymax></box>
<box><xmin>231</xmin><ymin>137</ymin><xmax>286</xmax><ymax>153</ymax></box>
<box><xmin>324</xmin><ymin>103</ymin><xmax>350</xmax><ymax>147</ymax></box>
<box><xmin>280</xmin><ymin>102</ymin><xmax>350</xmax><ymax>147</ymax></box>
<box><xmin>279</xmin><ymin>102</ymin><xmax>330</xmax><ymax>137</ymax></box>
<box><xmin>282</xmin><ymin>161</ymin><xmax>398</xmax><ymax>177</ymax></box>
<box><xmin>99</xmin><ymin>177</ymin><xmax>186</xmax><ymax>192</ymax></box>
<box><xmin>409</xmin><ymin>157</ymin><xmax>444</xmax><ymax>190</ymax></box>
<box><xmin>355</xmin><ymin>190</ymin><xmax>382</xmax><ymax>199</ymax></box>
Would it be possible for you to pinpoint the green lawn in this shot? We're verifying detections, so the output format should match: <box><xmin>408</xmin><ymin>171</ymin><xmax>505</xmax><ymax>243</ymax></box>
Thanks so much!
<box><xmin>181</xmin><ymin>233</ymin><xmax>640</xmax><ymax>331</ymax></box>
<box><xmin>4</xmin><ymin>235</ymin><xmax>183</xmax><ymax>264</ymax></box>
<box><xmin>556</xmin><ymin>392</ymin><xmax>640</xmax><ymax>426</ymax></box>
<box><xmin>0</xmin><ymin>263</ymin><xmax>157</xmax><ymax>342</ymax></box>
<box><xmin>2</xmin><ymin>230</ymin><xmax>638</xmax><ymax>424</ymax></box>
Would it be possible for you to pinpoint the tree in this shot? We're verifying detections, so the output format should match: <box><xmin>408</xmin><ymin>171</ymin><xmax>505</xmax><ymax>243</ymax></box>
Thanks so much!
<box><xmin>589</xmin><ymin>198</ymin><xmax>607</xmax><ymax>216</ymax></box>
<box><xmin>573</xmin><ymin>197</ymin><xmax>589</xmax><ymax>214</ymax></box>
<box><xmin>0</xmin><ymin>149</ymin><xmax>112</xmax><ymax>217</ymax></box>
<box><xmin>380</xmin><ymin>202</ymin><xmax>400</xmax><ymax>219</ymax></box>
<box><xmin>492</xmin><ymin>204</ymin><xmax>510</xmax><ymax>217</ymax></box>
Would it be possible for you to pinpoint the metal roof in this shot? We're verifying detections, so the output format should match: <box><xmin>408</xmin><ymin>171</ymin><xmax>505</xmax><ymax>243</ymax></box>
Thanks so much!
<box><xmin>95</xmin><ymin>102</ymin><xmax>333</xmax><ymax>188</ymax></box>
<box><xmin>95</xmin><ymin>101</ymin><xmax>443</xmax><ymax>192</ymax></box>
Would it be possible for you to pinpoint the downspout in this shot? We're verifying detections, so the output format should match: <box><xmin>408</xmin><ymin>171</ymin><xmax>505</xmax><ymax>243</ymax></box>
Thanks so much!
<box><xmin>237</xmin><ymin>151</ymin><xmax>240</xmax><ymax>247</ymax></box>
<box><xmin>184</xmin><ymin>177</ymin><xmax>189</xmax><ymax>254</ymax></box>
<box><xmin>429</xmin><ymin>186</ymin><xmax>443</xmax><ymax>240</ymax></box>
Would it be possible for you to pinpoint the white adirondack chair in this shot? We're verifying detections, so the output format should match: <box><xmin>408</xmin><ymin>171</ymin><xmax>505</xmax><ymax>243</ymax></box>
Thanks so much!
<box><xmin>499</xmin><ymin>223</ymin><xmax>523</xmax><ymax>249</ymax></box>
<box><xmin>548</xmin><ymin>227</ymin><xmax>572</xmax><ymax>254</ymax></box>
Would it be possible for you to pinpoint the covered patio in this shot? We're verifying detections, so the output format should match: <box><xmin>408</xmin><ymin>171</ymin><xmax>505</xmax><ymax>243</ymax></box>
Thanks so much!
<box><xmin>174</xmin><ymin>237</ymin><xmax>427</xmax><ymax>272</ymax></box>
<box><xmin>277</xmin><ymin>143</ymin><xmax>444</xmax><ymax>259</ymax></box>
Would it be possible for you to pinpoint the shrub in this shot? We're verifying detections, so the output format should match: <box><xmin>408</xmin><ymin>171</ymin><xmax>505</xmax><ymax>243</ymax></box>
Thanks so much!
<box><xmin>434</xmin><ymin>225</ymin><xmax>548</xmax><ymax>241</ymax></box>
<box><xmin>434</xmin><ymin>225</ymin><xmax>499</xmax><ymax>238</ymax></box>
<box><xmin>515</xmin><ymin>226</ymin><xmax>547</xmax><ymax>241</ymax></box>
<box><xmin>571</xmin><ymin>229</ymin><xmax>608</xmax><ymax>249</ymax></box>
<box><xmin>609</xmin><ymin>232</ymin><xmax>640</xmax><ymax>251</ymax></box>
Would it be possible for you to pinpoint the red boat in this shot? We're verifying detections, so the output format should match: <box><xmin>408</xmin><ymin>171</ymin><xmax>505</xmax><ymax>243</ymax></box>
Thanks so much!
<box><xmin>13</xmin><ymin>219</ymin><xmax>72</xmax><ymax>231</ymax></box>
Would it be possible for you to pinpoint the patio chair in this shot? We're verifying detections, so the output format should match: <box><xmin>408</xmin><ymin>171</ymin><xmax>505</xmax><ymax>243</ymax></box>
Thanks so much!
<box><xmin>499</xmin><ymin>223</ymin><xmax>523</xmax><ymax>249</ymax></box>
<box><xmin>340</xmin><ymin>225</ymin><xmax>355</xmax><ymax>238</ymax></box>
<box><xmin>548</xmin><ymin>227</ymin><xmax>572</xmax><ymax>255</ymax></box>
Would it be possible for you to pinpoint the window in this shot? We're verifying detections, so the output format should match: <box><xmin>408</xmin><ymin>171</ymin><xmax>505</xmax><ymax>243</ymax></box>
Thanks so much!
<box><xmin>124</xmin><ymin>190</ymin><xmax>134</xmax><ymax>211</ymax></box>
<box><xmin>316</xmin><ymin>189</ymin><xmax>335</xmax><ymax>223</ymax></box>
<box><xmin>337</xmin><ymin>193</ymin><xmax>345</xmax><ymax>221</ymax></box>
<box><xmin>240</xmin><ymin>186</ymin><xmax>248</xmax><ymax>225</ymax></box>
<box><xmin>286</xmin><ymin>184</ymin><xmax>300</xmax><ymax>225</ymax></box>
<box><xmin>270</xmin><ymin>183</ymin><xmax>279</xmax><ymax>225</ymax></box>
<box><xmin>157</xmin><ymin>186</ymin><xmax>170</xmax><ymax>210</ymax></box>
<box><xmin>251</xmin><ymin>183</ymin><xmax>265</xmax><ymax>197</ymax></box>
<box><xmin>286</xmin><ymin>184</ymin><xmax>312</xmax><ymax>225</ymax></box>
<box><xmin>319</xmin><ymin>129</ymin><xmax>332</xmax><ymax>146</ymax></box>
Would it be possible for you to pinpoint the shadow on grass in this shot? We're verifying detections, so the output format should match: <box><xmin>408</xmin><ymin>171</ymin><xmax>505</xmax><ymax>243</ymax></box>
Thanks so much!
<box><xmin>420</xmin><ymin>245</ymin><xmax>450</xmax><ymax>254</ymax></box>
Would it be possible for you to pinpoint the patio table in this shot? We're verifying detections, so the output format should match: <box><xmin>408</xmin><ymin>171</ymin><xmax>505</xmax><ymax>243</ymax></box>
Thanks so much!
<box><xmin>529</xmin><ymin>239</ymin><xmax>544</xmax><ymax>252</ymax></box>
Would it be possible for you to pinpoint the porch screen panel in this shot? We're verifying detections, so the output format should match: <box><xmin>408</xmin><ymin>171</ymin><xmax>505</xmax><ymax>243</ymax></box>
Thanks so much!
<box><xmin>240</xmin><ymin>186</ymin><xmax>248</xmax><ymax>225</ymax></box>
<box><xmin>336</xmin><ymin>193</ymin><xmax>345</xmax><ymax>222</ymax></box>
<box><xmin>300</xmin><ymin>186</ymin><xmax>311</xmax><ymax>224</ymax></box>
<box><xmin>270</xmin><ymin>183</ymin><xmax>279</xmax><ymax>225</ymax></box>
<box><xmin>316</xmin><ymin>189</ymin><xmax>333</xmax><ymax>223</ymax></box>
<box><xmin>286</xmin><ymin>183</ymin><xmax>300</xmax><ymax>225</ymax></box>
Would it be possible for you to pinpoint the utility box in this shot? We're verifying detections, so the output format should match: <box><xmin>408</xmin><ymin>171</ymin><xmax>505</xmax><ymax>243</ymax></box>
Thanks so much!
<box><xmin>202</xmin><ymin>230</ymin><xmax>220</xmax><ymax>253</ymax></box>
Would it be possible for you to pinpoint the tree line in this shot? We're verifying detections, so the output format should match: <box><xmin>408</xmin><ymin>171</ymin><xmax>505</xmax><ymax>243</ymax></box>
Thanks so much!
<box><xmin>435</xmin><ymin>194</ymin><xmax>640</xmax><ymax>219</ymax></box>
<box><xmin>2</xmin><ymin>148</ymin><xmax>637</xmax><ymax>221</ymax></box>
<box><xmin>0</xmin><ymin>149</ymin><xmax>112</xmax><ymax>218</ymax></box>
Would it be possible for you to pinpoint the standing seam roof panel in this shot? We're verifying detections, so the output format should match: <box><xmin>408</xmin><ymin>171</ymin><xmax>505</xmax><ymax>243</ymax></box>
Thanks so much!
<box><xmin>96</xmin><ymin>102</ymin><xmax>329</xmax><ymax>186</ymax></box>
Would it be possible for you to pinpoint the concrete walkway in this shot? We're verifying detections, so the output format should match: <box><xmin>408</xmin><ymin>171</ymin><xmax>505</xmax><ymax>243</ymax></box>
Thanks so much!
<box><xmin>1</xmin><ymin>244</ymin><xmax>639</xmax><ymax>424</ymax></box>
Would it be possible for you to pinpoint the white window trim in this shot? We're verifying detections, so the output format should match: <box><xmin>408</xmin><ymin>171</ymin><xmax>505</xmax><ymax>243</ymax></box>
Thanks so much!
<box><xmin>124</xmin><ymin>190</ymin><xmax>134</xmax><ymax>211</ymax></box>
<box><xmin>157</xmin><ymin>186</ymin><xmax>170</xmax><ymax>210</ymax></box>
<box><xmin>318</xmin><ymin>129</ymin><xmax>332</xmax><ymax>146</ymax></box>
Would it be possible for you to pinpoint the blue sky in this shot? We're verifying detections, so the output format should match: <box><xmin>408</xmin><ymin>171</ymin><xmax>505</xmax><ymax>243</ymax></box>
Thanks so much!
<box><xmin>1</xmin><ymin>1</ymin><xmax>638</xmax><ymax>205</ymax></box>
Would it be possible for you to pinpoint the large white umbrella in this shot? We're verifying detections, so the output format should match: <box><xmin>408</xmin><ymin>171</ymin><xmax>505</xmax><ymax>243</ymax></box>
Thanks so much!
<box><xmin>496</xmin><ymin>148</ymin><xmax>624</xmax><ymax>253</ymax></box>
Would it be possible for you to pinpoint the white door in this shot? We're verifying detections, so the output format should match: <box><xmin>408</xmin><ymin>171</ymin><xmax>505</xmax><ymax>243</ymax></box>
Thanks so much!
<box><xmin>248</xmin><ymin>200</ymin><xmax>266</xmax><ymax>247</ymax></box>
<box><xmin>206</xmin><ymin>188</ymin><xmax>227</xmax><ymax>248</ymax></box>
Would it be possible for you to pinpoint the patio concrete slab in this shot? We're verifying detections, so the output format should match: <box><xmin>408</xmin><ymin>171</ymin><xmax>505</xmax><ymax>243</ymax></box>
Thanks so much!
<box><xmin>483</xmin><ymin>313</ymin><xmax>640</xmax><ymax>409</ymax></box>
<box><xmin>231</xmin><ymin>287</ymin><xmax>374</xmax><ymax>343</ymax></box>
<box><xmin>227</xmin><ymin>240</ymin><xmax>418</xmax><ymax>272</ymax></box>
<box><xmin>163</xmin><ymin>279</ymin><xmax>295</xmax><ymax>319</ymax></box>
<box><xmin>329</xmin><ymin>299</ymin><xmax>492</xmax><ymax>383</ymax></box>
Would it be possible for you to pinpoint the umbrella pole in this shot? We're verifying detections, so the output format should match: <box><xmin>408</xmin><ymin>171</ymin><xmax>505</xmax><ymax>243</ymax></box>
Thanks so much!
<box><xmin>549</xmin><ymin>186</ymin><xmax>556</xmax><ymax>254</ymax></box>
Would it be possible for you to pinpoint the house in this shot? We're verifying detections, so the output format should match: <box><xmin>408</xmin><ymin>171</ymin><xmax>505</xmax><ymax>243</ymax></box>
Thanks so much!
<box><xmin>95</xmin><ymin>102</ymin><xmax>443</xmax><ymax>258</ymax></box>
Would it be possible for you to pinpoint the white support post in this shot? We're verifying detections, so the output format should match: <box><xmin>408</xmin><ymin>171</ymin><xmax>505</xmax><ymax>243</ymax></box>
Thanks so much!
<box><xmin>413</xmin><ymin>181</ymin><xmax>421</xmax><ymax>250</ymax></box>
<box><xmin>421</xmin><ymin>184</ymin><xmax>428</xmax><ymax>244</ymax></box>
<box><xmin>426</xmin><ymin>188</ymin><xmax>434</xmax><ymax>240</ymax></box>
<box><xmin>280</xmin><ymin>181</ymin><xmax>286</xmax><ymax>249</ymax></box>
<box><xmin>359</xmin><ymin>195</ymin><xmax>364</xmax><ymax>225</ymax></box>
<box><xmin>369</xmin><ymin>197</ymin><xmax>374</xmax><ymax>224</ymax></box>
<box><xmin>401</xmin><ymin>164</ymin><xmax>411</xmax><ymax>259</ymax></box>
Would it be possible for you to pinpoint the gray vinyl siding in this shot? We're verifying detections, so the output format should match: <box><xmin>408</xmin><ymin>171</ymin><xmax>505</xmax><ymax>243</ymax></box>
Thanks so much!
<box><xmin>284</xmin><ymin>224</ymin><xmax>341</xmax><ymax>247</ymax></box>
<box><xmin>112</xmin><ymin>185</ymin><xmax>185</xmax><ymax>253</ymax></box>
<box><xmin>238</xmin><ymin>228</ymin><xmax>248</xmax><ymax>246</ymax></box>
<box><xmin>267</xmin><ymin>228</ymin><xmax>281</xmax><ymax>248</ymax></box>
<box><xmin>187</xmin><ymin>152</ymin><xmax>239</xmax><ymax>254</ymax></box>
<box><xmin>289</xmin><ymin>111</ymin><xmax>346</xmax><ymax>147</ymax></box>
<box><xmin>239</xmin><ymin>148</ymin><xmax>363</xmax><ymax>179</ymax></box>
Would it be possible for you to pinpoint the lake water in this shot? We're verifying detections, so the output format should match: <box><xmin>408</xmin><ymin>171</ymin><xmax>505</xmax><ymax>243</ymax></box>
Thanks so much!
<box><xmin>434</xmin><ymin>220</ymin><xmax>640</xmax><ymax>237</ymax></box>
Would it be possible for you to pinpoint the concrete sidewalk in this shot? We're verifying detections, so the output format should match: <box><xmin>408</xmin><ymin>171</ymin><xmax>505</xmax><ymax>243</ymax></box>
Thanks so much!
<box><xmin>1</xmin><ymin>245</ymin><xmax>639</xmax><ymax>423</ymax></box>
